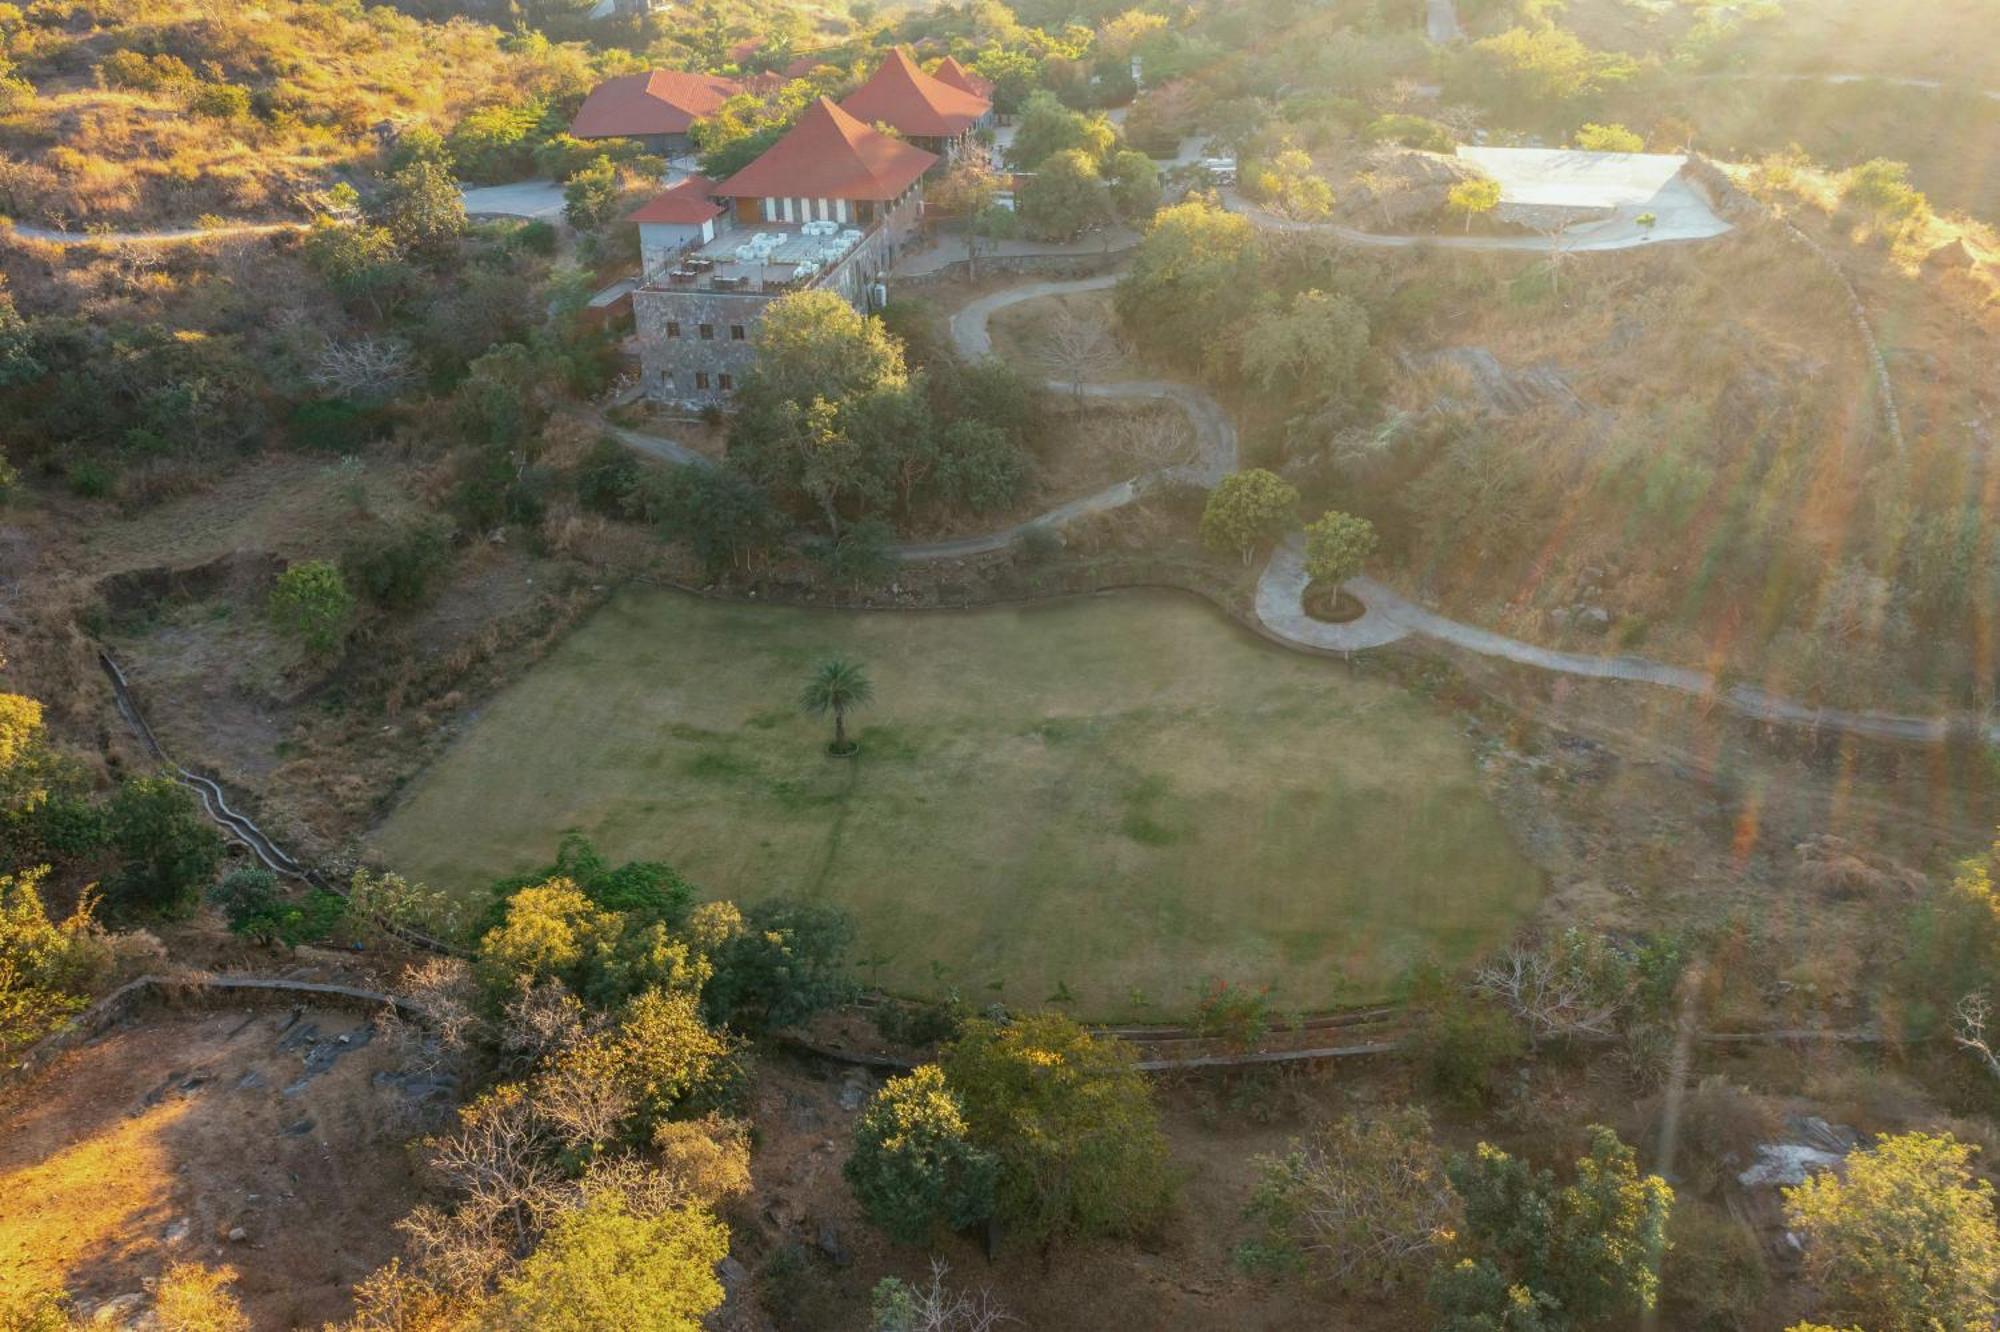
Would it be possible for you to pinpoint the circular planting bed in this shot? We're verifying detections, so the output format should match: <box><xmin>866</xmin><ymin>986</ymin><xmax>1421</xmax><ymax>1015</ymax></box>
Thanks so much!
<box><xmin>1302</xmin><ymin>581</ymin><xmax>1368</xmax><ymax>624</ymax></box>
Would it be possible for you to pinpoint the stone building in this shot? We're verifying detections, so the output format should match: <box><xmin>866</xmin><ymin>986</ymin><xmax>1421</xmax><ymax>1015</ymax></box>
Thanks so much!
<box><xmin>628</xmin><ymin>98</ymin><xmax>937</xmax><ymax>405</ymax></box>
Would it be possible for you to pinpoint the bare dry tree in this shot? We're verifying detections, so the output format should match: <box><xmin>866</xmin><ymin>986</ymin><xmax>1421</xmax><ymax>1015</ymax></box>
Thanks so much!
<box><xmin>499</xmin><ymin>977</ymin><xmax>591</xmax><ymax>1073</ymax></box>
<box><xmin>1100</xmin><ymin>409</ymin><xmax>1201</xmax><ymax>474</ymax></box>
<box><xmin>879</xmin><ymin>1259</ymin><xmax>1018</xmax><ymax>1332</ymax></box>
<box><xmin>406</xmin><ymin>1085</ymin><xmax>570</xmax><ymax>1291</ymax></box>
<box><xmin>1953</xmin><ymin>992</ymin><xmax>2000</xmax><ymax>1082</ymax></box>
<box><xmin>531</xmin><ymin>1040</ymin><xmax>638</xmax><ymax>1155</ymax></box>
<box><xmin>1036</xmin><ymin>303</ymin><xmax>1123</xmax><ymax>397</ymax></box>
<box><xmin>1533</xmin><ymin>215</ymin><xmax>1577</xmax><ymax>298</ymax></box>
<box><xmin>310</xmin><ymin>336</ymin><xmax>415</xmax><ymax>399</ymax></box>
<box><xmin>1475</xmin><ymin>946</ymin><xmax>1623</xmax><ymax>1042</ymax></box>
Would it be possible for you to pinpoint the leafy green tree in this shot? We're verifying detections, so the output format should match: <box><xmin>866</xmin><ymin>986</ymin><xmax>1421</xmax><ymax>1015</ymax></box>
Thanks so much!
<box><xmin>847</xmin><ymin>1064</ymin><xmax>999</xmax><ymax>1244</ymax></box>
<box><xmin>1573</xmin><ymin>122</ymin><xmax>1642</xmax><ymax>152</ymax></box>
<box><xmin>1114</xmin><ymin>201</ymin><xmax>1260</xmax><ymax>375</ymax></box>
<box><xmin>491</xmin><ymin>1194</ymin><xmax>727</xmax><ymax>1332</ymax></box>
<box><xmin>971</xmin><ymin>48</ymin><xmax>1042</xmax><ymax>115</ymax></box>
<box><xmin>1200</xmin><ymin>469</ymin><xmax>1300</xmax><ymax>563</ymax></box>
<box><xmin>446</xmin><ymin>99</ymin><xmax>546</xmax><ymax>183</ymax></box>
<box><xmin>483</xmin><ymin>832</ymin><xmax>696</xmax><ymax>928</ymax></box>
<box><xmin>374</xmin><ymin>159</ymin><xmax>467</xmax><ymax>262</ymax></box>
<box><xmin>739</xmin><ymin>290</ymin><xmax>907</xmax><ymax>408</ymax></box>
<box><xmin>1785</xmin><ymin>1132</ymin><xmax>2000</xmax><ymax>1332</ymax></box>
<box><xmin>646</xmin><ymin>465</ymin><xmax>783</xmax><ymax>574</ymax></box>
<box><xmin>1005</xmin><ymin>91</ymin><xmax>1114</xmax><ymax>169</ymax></box>
<box><xmin>1303</xmin><ymin>511</ymin><xmax>1378</xmax><ymax>587</ymax></box>
<box><xmin>799</xmin><ymin>657</ymin><xmax>873</xmax><ymax>755</ymax></box>
<box><xmin>1106</xmin><ymin>149</ymin><xmax>1161</xmax><ymax>221</ymax></box>
<box><xmin>934</xmin><ymin>419</ymin><xmax>1027</xmax><ymax>514</ymax></box>
<box><xmin>106</xmin><ymin>776</ymin><xmax>222</xmax><ymax>915</ymax></box>
<box><xmin>700</xmin><ymin>897</ymin><xmax>857</xmax><ymax>1033</ymax></box>
<box><xmin>476</xmin><ymin>878</ymin><xmax>708</xmax><ymax>1011</ymax></box>
<box><xmin>269</xmin><ymin>560</ymin><xmax>356</xmax><ymax>656</ymax></box>
<box><xmin>1447</xmin><ymin>177</ymin><xmax>1503</xmax><ymax>232</ymax></box>
<box><xmin>564</xmin><ymin>155</ymin><xmax>622</xmax><ymax>230</ymax></box>
<box><xmin>1237</xmin><ymin>288</ymin><xmax>1369</xmax><ymax>400</ymax></box>
<box><xmin>1452</xmin><ymin>27</ymin><xmax>1637</xmax><ymax>127</ymax></box>
<box><xmin>0</xmin><ymin>283</ymin><xmax>42</xmax><ymax>389</ymax></box>
<box><xmin>943</xmin><ymin>1011</ymin><xmax>1176</xmax><ymax>1247</ymax></box>
<box><xmin>302</xmin><ymin>217</ymin><xmax>416</xmax><ymax>321</ymax></box>
<box><xmin>1016</xmin><ymin>148</ymin><xmax>1108</xmax><ymax>241</ymax></box>
<box><xmin>1430</xmin><ymin>1126</ymin><xmax>1673</xmax><ymax>1330</ymax></box>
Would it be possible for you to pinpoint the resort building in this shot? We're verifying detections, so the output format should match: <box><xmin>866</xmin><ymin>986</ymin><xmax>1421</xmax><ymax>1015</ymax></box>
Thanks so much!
<box><xmin>837</xmin><ymin>47</ymin><xmax>993</xmax><ymax>160</ymax></box>
<box><xmin>626</xmin><ymin>97</ymin><xmax>938</xmax><ymax>405</ymax></box>
<box><xmin>569</xmin><ymin>70</ymin><xmax>746</xmax><ymax>159</ymax></box>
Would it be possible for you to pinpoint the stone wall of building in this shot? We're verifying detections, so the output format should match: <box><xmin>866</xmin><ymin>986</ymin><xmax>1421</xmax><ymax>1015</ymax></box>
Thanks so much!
<box><xmin>633</xmin><ymin>192</ymin><xmax>926</xmax><ymax>406</ymax></box>
<box><xmin>632</xmin><ymin>288</ymin><xmax>770</xmax><ymax>403</ymax></box>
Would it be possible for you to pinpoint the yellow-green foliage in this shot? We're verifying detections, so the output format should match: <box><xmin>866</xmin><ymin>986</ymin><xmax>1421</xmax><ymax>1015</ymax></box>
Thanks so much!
<box><xmin>154</xmin><ymin>1263</ymin><xmax>249</xmax><ymax>1332</ymax></box>
<box><xmin>0</xmin><ymin>865</ymin><xmax>109</xmax><ymax>1055</ymax></box>
<box><xmin>490</xmin><ymin>1194</ymin><xmax>727</xmax><ymax>1332</ymax></box>
<box><xmin>1785</xmin><ymin>1133</ymin><xmax>2000</xmax><ymax>1332</ymax></box>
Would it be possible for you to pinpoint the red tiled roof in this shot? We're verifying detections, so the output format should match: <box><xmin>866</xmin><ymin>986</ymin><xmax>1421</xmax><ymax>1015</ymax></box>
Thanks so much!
<box><xmin>713</xmin><ymin>97</ymin><xmax>938</xmax><ymax>202</ymax></box>
<box><xmin>931</xmin><ymin>55</ymin><xmax>993</xmax><ymax>100</ymax></box>
<box><xmin>838</xmin><ymin>47</ymin><xmax>989</xmax><ymax>140</ymax></box>
<box><xmin>571</xmin><ymin>70</ymin><xmax>743</xmax><ymax>139</ymax></box>
<box><xmin>784</xmin><ymin>53</ymin><xmax>831</xmax><ymax>77</ymax></box>
<box><xmin>627</xmin><ymin>175</ymin><xmax>722</xmax><ymax>225</ymax></box>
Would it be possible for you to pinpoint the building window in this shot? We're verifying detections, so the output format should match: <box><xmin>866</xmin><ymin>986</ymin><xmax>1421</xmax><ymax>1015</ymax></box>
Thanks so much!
<box><xmin>695</xmin><ymin>372</ymin><xmax>710</xmax><ymax>390</ymax></box>
<box><xmin>699</xmin><ymin>323</ymin><xmax>714</xmax><ymax>340</ymax></box>
<box><xmin>729</xmin><ymin>324</ymin><xmax>745</xmax><ymax>341</ymax></box>
<box><xmin>665</xmin><ymin>321</ymin><xmax>681</xmax><ymax>338</ymax></box>
<box><xmin>717</xmin><ymin>373</ymin><xmax>733</xmax><ymax>391</ymax></box>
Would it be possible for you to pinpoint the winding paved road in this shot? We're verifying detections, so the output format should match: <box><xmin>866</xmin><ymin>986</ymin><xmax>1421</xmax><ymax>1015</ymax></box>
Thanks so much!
<box><xmin>603</xmin><ymin>258</ymin><xmax>1996</xmax><ymax>746</ymax></box>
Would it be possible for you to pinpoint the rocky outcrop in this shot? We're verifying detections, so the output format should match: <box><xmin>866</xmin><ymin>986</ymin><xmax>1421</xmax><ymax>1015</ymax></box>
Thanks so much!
<box><xmin>1340</xmin><ymin>147</ymin><xmax>1491</xmax><ymax>229</ymax></box>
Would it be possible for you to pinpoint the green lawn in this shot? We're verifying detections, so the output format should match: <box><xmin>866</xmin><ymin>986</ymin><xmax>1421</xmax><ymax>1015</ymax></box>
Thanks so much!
<box><xmin>368</xmin><ymin>589</ymin><xmax>1542</xmax><ymax>1017</ymax></box>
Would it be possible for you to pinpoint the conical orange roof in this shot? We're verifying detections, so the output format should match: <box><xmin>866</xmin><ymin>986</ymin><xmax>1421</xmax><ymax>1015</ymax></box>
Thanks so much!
<box><xmin>713</xmin><ymin>97</ymin><xmax>939</xmax><ymax>202</ymax></box>
<box><xmin>838</xmin><ymin>47</ymin><xmax>989</xmax><ymax>139</ymax></box>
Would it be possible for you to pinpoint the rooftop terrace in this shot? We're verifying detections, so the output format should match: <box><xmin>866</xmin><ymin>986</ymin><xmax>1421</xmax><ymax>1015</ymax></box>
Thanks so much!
<box><xmin>640</xmin><ymin>217</ymin><xmax>874</xmax><ymax>296</ymax></box>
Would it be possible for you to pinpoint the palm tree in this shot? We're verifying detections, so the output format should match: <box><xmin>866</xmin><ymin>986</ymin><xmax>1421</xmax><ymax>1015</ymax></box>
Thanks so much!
<box><xmin>799</xmin><ymin>658</ymin><xmax>873</xmax><ymax>756</ymax></box>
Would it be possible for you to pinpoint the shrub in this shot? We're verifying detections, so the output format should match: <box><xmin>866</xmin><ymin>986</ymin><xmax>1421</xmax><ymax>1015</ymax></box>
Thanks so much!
<box><xmin>1243</xmin><ymin>1107</ymin><xmax>1459</xmax><ymax>1290</ymax></box>
<box><xmin>154</xmin><ymin>1262</ymin><xmax>249</xmax><ymax>1332</ymax></box>
<box><xmin>574</xmin><ymin>438</ymin><xmax>641</xmax><ymax>517</ymax></box>
<box><xmin>1841</xmin><ymin>158</ymin><xmax>1928</xmax><ymax>225</ymax></box>
<box><xmin>106</xmin><ymin>775</ymin><xmax>222</xmax><ymax>916</ymax></box>
<box><xmin>99</xmin><ymin>50</ymin><xmax>194</xmax><ymax>91</ymax></box>
<box><xmin>341</xmin><ymin>519</ymin><xmax>452</xmax><ymax>610</ymax></box>
<box><xmin>1404</xmin><ymin>968</ymin><xmax>1526</xmax><ymax>1110</ymax></box>
<box><xmin>268</xmin><ymin>560</ymin><xmax>355</xmax><ymax>656</ymax></box>
<box><xmin>1200</xmin><ymin>469</ymin><xmax>1300</xmax><ymax>562</ymax></box>
<box><xmin>1660</xmin><ymin>1201</ymin><xmax>1770</xmax><ymax>1330</ymax></box>
<box><xmin>1573</xmin><ymin>122</ymin><xmax>1643</xmax><ymax>152</ymax></box>
<box><xmin>66</xmin><ymin>460</ymin><xmax>114</xmax><ymax>498</ymax></box>
<box><xmin>287</xmin><ymin>398</ymin><xmax>386</xmax><ymax>453</ymax></box>
<box><xmin>514</xmin><ymin>220</ymin><xmax>559</xmax><ymax>255</ymax></box>
<box><xmin>0</xmin><ymin>866</ymin><xmax>111</xmax><ymax>1055</ymax></box>
<box><xmin>1432</xmin><ymin>1126</ymin><xmax>1674</xmax><ymax>1328</ymax></box>
<box><xmin>210</xmin><ymin>868</ymin><xmax>346</xmax><ymax>947</ymax></box>
<box><xmin>563</xmin><ymin>156</ymin><xmax>622</xmax><ymax>230</ymax></box>
<box><xmin>1366</xmin><ymin>114</ymin><xmax>1455</xmax><ymax>151</ymax></box>
<box><xmin>847</xmin><ymin>1065</ymin><xmax>999</xmax><ymax>1245</ymax></box>
<box><xmin>187</xmin><ymin>82</ymin><xmax>251</xmax><ymax>119</ymax></box>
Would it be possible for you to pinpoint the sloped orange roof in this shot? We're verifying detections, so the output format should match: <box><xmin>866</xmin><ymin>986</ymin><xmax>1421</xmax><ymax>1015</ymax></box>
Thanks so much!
<box><xmin>713</xmin><ymin>97</ymin><xmax>939</xmax><ymax>202</ymax></box>
<box><xmin>571</xmin><ymin>70</ymin><xmax>743</xmax><ymax>140</ymax></box>
<box><xmin>838</xmin><ymin>47</ymin><xmax>989</xmax><ymax>139</ymax></box>
<box><xmin>931</xmin><ymin>55</ymin><xmax>993</xmax><ymax>100</ymax></box>
<box><xmin>627</xmin><ymin>175</ymin><xmax>722</xmax><ymax>225</ymax></box>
